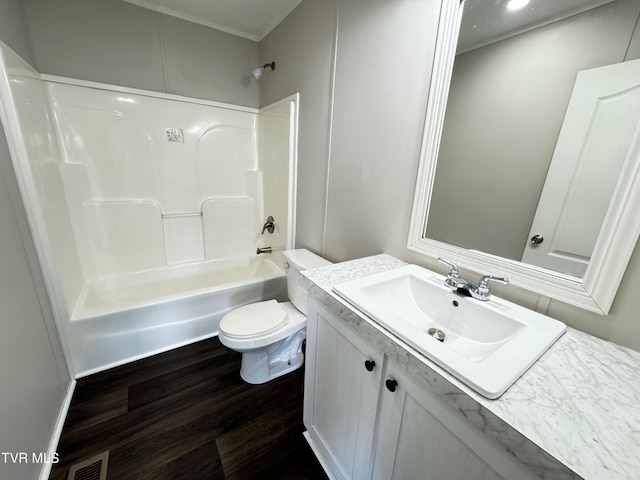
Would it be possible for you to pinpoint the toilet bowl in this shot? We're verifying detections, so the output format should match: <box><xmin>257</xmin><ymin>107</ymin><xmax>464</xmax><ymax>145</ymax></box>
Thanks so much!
<box><xmin>218</xmin><ymin>249</ymin><xmax>332</xmax><ymax>384</ymax></box>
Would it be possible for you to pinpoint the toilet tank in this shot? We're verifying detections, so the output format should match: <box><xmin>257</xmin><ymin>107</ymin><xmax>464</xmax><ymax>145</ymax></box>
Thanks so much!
<box><xmin>283</xmin><ymin>249</ymin><xmax>332</xmax><ymax>314</ymax></box>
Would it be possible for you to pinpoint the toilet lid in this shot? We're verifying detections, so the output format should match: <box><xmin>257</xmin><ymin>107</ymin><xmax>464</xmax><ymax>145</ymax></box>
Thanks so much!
<box><xmin>220</xmin><ymin>300</ymin><xmax>288</xmax><ymax>338</ymax></box>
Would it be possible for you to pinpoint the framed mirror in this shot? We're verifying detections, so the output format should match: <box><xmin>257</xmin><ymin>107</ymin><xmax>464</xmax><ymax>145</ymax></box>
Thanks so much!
<box><xmin>408</xmin><ymin>0</ymin><xmax>640</xmax><ymax>315</ymax></box>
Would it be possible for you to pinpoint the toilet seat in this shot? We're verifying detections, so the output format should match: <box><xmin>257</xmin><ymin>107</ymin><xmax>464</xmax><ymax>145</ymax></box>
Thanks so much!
<box><xmin>219</xmin><ymin>300</ymin><xmax>288</xmax><ymax>339</ymax></box>
<box><xmin>218</xmin><ymin>301</ymin><xmax>306</xmax><ymax>352</ymax></box>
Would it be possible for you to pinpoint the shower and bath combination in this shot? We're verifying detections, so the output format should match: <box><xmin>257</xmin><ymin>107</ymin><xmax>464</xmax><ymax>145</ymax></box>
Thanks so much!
<box><xmin>0</xmin><ymin>44</ymin><xmax>299</xmax><ymax>376</ymax></box>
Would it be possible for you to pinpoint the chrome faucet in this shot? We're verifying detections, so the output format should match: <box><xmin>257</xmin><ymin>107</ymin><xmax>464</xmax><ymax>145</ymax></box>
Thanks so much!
<box><xmin>437</xmin><ymin>258</ymin><xmax>508</xmax><ymax>301</ymax></box>
<box><xmin>472</xmin><ymin>275</ymin><xmax>509</xmax><ymax>300</ymax></box>
<box><xmin>437</xmin><ymin>258</ymin><xmax>473</xmax><ymax>291</ymax></box>
<box><xmin>256</xmin><ymin>246</ymin><xmax>272</xmax><ymax>254</ymax></box>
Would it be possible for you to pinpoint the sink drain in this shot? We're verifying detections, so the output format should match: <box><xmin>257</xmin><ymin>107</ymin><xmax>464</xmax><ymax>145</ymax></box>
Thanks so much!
<box><xmin>428</xmin><ymin>328</ymin><xmax>446</xmax><ymax>342</ymax></box>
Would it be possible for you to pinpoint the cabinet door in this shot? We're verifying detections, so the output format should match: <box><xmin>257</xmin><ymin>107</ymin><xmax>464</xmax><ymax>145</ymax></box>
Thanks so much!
<box><xmin>372</xmin><ymin>362</ymin><xmax>535</xmax><ymax>480</ymax></box>
<box><xmin>304</xmin><ymin>300</ymin><xmax>383</xmax><ymax>480</ymax></box>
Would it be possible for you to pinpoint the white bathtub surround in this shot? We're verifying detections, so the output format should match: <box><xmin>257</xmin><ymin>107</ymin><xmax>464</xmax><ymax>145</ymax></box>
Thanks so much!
<box><xmin>301</xmin><ymin>255</ymin><xmax>640</xmax><ymax>480</ymax></box>
<box><xmin>49</xmin><ymin>81</ymin><xmax>264</xmax><ymax>276</ymax></box>
<box><xmin>0</xmin><ymin>45</ymin><xmax>299</xmax><ymax>376</ymax></box>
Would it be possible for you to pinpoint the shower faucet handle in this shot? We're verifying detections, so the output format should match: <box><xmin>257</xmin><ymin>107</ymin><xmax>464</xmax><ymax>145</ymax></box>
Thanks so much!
<box><xmin>261</xmin><ymin>216</ymin><xmax>275</xmax><ymax>235</ymax></box>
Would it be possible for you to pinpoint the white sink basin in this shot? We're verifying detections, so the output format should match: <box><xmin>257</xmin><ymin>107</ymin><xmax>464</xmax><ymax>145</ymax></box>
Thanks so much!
<box><xmin>333</xmin><ymin>264</ymin><xmax>566</xmax><ymax>399</ymax></box>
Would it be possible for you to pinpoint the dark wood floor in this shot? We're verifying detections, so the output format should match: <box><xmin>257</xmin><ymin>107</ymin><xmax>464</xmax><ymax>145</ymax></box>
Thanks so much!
<box><xmin>49</xmin><ymin>337</ymin><xmax>328</xmax><ymax>480</ymax></box>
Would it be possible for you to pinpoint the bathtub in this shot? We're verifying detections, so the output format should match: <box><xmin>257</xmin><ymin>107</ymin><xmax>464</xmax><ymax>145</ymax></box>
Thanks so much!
<box><xmin>66</xmin><ymin>255</ymin><xmax>287</xmax><ymax>377</ymax></box>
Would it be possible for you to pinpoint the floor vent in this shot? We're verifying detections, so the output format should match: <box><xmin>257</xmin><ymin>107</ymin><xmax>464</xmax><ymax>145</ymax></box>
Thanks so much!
<box><xmin>67</xmin><ymin>450</ymin><xmax>109</xmax><ymax>480</ymax></box>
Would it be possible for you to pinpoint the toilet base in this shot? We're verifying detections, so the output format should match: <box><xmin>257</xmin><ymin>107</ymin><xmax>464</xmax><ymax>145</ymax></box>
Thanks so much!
<box><xmin>239</xmin><ymin>329</ymin><xmax>306</xmax><ymax>384</ymax></box>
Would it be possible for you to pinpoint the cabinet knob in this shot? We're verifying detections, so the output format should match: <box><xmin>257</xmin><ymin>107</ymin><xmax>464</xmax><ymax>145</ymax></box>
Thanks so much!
<box><xmin>385</xmin><ymin>379</ymin><xmax>398</xmax><ymax>392</ymax></box>
<box><xmin>364</xmin><ymin>360</ymin><xmax>376</xmax><ymax>372</ymax></box>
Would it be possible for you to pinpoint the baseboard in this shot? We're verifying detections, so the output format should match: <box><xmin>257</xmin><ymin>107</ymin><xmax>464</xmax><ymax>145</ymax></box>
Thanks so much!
<box><xmin>39</xmin><ymin>379</ymin><xmax>76</xmax><ymax>480</ymax></box>
<box><xmin>303</xmin><ymin>431</ymin><xmax>338</xmax><ymax>480</ymax></box>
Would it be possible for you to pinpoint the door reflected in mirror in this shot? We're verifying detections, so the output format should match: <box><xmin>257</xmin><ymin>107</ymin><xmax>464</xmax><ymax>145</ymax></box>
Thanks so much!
<box><xmin>424</xmin><ymin>0</ymin><xmax>640</xmax><ymax>279</ymax></box>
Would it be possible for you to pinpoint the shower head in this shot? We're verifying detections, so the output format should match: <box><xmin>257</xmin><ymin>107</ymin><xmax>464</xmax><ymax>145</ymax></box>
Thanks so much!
<box><xmin>252</xmin><ymin>67</ymin><xmax>264</xmax><ymax>79</ymax></box>
<box><xmin>252</xmin><ymin>62</ymin><xmax>276</xmax><ymax>79</ymax></box>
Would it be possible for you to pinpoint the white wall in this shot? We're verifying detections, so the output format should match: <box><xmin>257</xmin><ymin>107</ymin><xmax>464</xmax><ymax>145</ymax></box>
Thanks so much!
<box><xmin>23</xmin><ymin>0</ymin><xmax>260</xmax><ymax>107</ymax></box>
<box><xmin>260</xmin><ymin>0</ymin><xmax>442</xmax><ymax>260</ymax></box>
<box><xmin>428</xmin><ymin>0</ymin><xmax>640</xmax><ymax>261</ymax></box>
<box><xmin>259</xmin><ymin>0</ymin><xmax>338</xmax><ymax>254</ymax></box>
<box><xmin>0</xmin><ymin>118</ymin><xmax>70</xmax><ymax>480</ymax></box>
<box><xmin>323</xmin><ymin>0</ymin><xmax>442</xmax><ymax>261</ymax></box>
<box><xmin>0</xmin><ymin>8</ymin><xmax>70</xmax><ymax>478</ymax></box>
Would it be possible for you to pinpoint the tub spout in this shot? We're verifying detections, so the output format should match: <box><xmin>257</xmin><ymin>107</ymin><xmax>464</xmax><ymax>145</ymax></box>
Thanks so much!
<box><xmin>256</xmin><ymin>247</ymin><xmax>272</xmax><ymax>254</ymax></box>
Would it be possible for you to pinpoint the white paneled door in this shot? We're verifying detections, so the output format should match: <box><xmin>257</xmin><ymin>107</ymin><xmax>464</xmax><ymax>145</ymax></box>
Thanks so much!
<box><xmin>522</xmin><ymin>59</ymin><xmax>640</xmax><ymax>277</ymax></box>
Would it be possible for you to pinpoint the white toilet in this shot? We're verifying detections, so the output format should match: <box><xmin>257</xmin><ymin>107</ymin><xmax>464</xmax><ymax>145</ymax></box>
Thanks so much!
<box><xmin>218</xmin><ymin>249</ymin><xmax>332</xmax><ymax>384</ymax></box>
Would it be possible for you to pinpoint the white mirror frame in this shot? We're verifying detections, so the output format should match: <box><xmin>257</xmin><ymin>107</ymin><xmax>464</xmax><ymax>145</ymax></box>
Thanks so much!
<box><xmin>408</xmin><ymin>0</ymin><xmax>640</xmax><ymax>315</ymax></box>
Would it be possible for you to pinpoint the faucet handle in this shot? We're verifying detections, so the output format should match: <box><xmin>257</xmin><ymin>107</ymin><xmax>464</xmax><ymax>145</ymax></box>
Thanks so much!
<box><xmin>475</xmin><ymin>275</ymin><xmax>508</xmax><ymax>299</ymax></box>
<box><xmin>261</xmin><ymin>215</ymin><xmax>275</xmax><ymax>235</ymax></box>
<box><xmin>438</xmin><ymin>258</ymin><xmax>461</xmax><ymax>290</ymax></box>
<box><xmin>437</xmin><ymin>257</ymin><xmax>459</xmax><ymax>277</ymax></box>
<box><xmin>478</xmin><ymin>275</ymin><xmax>508</xmax><ymax>286</ymax></box>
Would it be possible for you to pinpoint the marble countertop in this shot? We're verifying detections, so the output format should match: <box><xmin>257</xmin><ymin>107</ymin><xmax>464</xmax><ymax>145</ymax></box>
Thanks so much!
<box><xmin>300</xmin><ymin>254</ymin><xmax>640</xmax><ymax>480</ymax></box>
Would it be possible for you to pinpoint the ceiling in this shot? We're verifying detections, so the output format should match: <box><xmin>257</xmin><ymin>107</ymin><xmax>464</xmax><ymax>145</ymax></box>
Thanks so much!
<box><xmin>122</xmin><ymin>0</ymin><xmax>304</xmax><ymax>41</ymax></box>
<box><xmin>121</xmin><ymin>0</ymin><xmax>616</xmax><ymax>48</ymax></box>
<box><xmin>458</xmin><ymin>0</ymin><xmax>616</xmax><ymax>53</ymax></box>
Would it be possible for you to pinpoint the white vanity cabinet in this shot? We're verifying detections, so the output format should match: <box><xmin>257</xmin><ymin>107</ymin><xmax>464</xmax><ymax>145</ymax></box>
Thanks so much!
<box><xmin>371</xmin><ymin>361</ymin><xmax>535</xmax><ymax>480</ymax></box>
<box><xmin>303</xmin><ymin>298</ymin><xmax>384</xmax><ymax>480</ymax></box>
<box><xmin>304</xmin><ymin>298</ymin><xmax>538</xmax><ymax>480</ymax></box>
